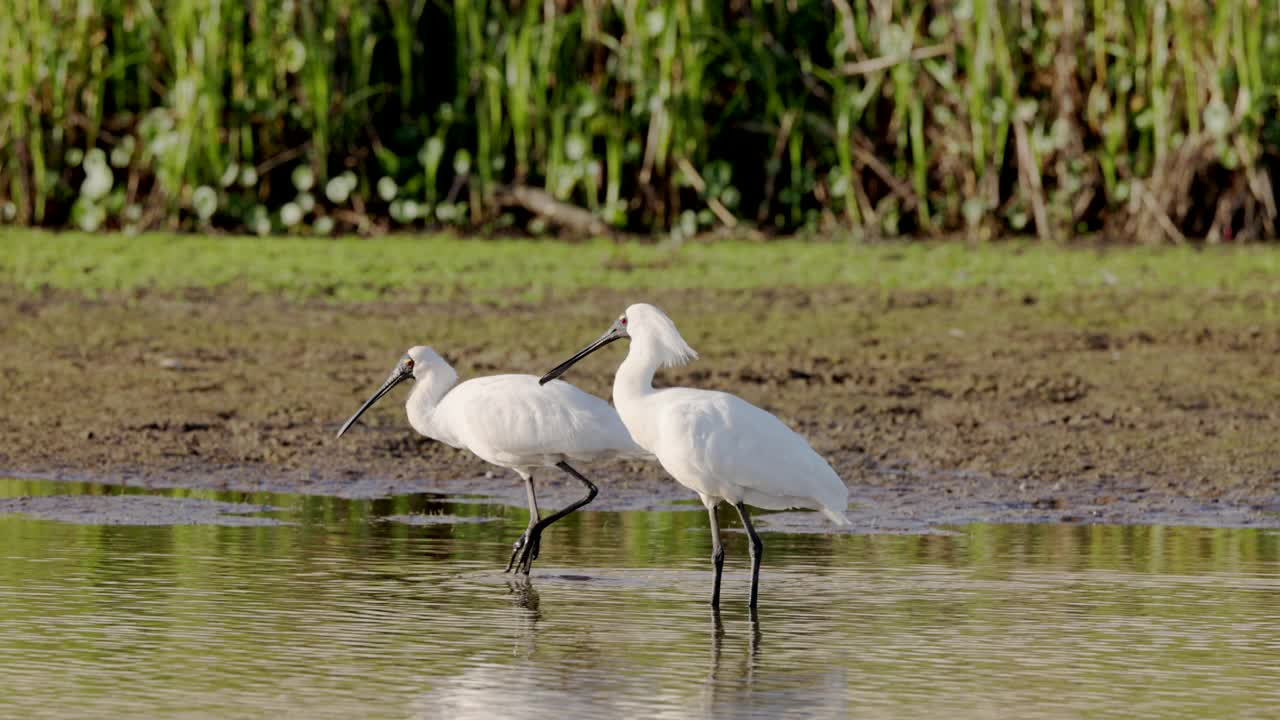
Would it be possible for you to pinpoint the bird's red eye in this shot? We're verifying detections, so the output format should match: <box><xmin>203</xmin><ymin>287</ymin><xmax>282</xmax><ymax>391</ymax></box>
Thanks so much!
<box><xmin>405</xmin><ymin>357</ymin><xmax>414</xmax><ymax>368</ymax></box>
<box><xmin>620</xmin><ymin>317</ymin><xmax>627</xmax><ymax>325</ymax></box>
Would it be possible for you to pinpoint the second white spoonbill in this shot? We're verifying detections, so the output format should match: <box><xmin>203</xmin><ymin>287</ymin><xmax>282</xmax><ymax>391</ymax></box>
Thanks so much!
<box><xmin>540</xmin><ymin>304</ymin><xmax>850</xmax><ymax>608</ymax></box>
<box><xmin>337</xmin><ymin>346</ymin><xmax>648</xmax><ymax>574</ymax></box>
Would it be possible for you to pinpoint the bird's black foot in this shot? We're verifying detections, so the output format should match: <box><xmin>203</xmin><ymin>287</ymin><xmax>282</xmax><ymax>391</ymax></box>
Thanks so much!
<box><xmin>512</xmin><ymin>529</ymin><xmax>543</xmax><ymax>575</ymax></box>
<box><xmin>505</xmin><ymin>529</ymin><xmax>534</xmax><ymax>573</ymax></box>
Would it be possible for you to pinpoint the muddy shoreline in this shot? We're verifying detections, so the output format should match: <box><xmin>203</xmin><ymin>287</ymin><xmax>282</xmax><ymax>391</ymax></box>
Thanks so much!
<box><xmin>2</xmin><ymin>285</ymin><xmax>1278</xmax><ymax>530</ymax></box>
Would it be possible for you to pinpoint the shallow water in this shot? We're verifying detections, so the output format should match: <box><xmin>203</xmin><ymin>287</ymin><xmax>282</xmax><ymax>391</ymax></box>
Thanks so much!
<box><xmin>1</xmin><ymin>478</ymin><xmax>1277</xmax><ymax>719</ymax></box>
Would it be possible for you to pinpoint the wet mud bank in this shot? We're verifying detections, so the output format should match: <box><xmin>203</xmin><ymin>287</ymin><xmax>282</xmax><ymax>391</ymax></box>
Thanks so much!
<box><xmin>2</xmin><ymin>285</ymin><xmax>1278</xmax><ymax>530</ymax></box>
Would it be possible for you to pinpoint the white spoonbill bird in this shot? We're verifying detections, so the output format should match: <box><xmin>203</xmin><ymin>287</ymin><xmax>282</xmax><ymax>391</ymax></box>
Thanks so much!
<box><xmin>540</xmin><ymin>304</ymin><xmax>850</xmax><ymax>608</ymax></box>
<box><xmin>337</xmin><ymin>346</ymin><xmax>647</xmax><ymax>574</ymax></box>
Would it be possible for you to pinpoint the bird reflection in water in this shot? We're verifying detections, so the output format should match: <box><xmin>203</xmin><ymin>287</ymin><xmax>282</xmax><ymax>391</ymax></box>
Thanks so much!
<box><xmin>706</xmin><ymin>606</ymin><xmax>762</xmax><ymax>710</ymax></box>
<box><xmin>506</xmin><ymin>579</ymin><xmax>542</xmax><ymax>659</ymax></box>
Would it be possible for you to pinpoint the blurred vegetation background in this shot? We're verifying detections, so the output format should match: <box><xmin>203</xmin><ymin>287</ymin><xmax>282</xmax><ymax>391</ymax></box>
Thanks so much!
<box><xmin>1</xmin><ymin>0</ymin><xmax>1277</xmax><ymax>242</ymax></box>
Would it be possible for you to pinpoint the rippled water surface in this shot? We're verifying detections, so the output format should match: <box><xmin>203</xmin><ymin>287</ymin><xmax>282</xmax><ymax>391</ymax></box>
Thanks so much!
<box><xmin>1</xmin><ymin>478</ymin><xmax>1277</xmax><ymax>719</ymax></box>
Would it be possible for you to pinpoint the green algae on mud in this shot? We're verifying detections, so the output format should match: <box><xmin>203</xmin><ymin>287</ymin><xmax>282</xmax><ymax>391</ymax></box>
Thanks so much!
<box><xmin>2</xmin><ymin>231</ymin><xmax>1279</xmax><ymax>527</ymax></box>
<box><xmin>4</xmin><ymin>230</ymin><xmax>1280</xmax><ymax>302</ymax></box>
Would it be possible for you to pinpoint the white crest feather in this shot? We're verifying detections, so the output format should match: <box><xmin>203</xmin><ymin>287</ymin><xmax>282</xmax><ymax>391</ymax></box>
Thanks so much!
<box><xmin>407</xmin><ymin>345</ymin><xmax>459</xmax><ymax>384</ymax></box>
<box><xmin>625</xmin><ymin>303</ymin><xmax>699</xmax><ymax>368</ymax></box>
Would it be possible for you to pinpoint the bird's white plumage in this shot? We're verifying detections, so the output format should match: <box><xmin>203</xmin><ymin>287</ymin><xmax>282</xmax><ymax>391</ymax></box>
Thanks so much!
<box><xmin>339</xmin><ymin>345</ymin><xmax>647</xmax><ymax>575</ymax></box>
<box><xmin>403</xmin><ymin>346</ymin><xmax>647</xmax><ymax>473</ymax></box>
<box><xmin>610</xmin><ymin>305</ymin><xmax>849</xmax><ymax>524</ymax></box>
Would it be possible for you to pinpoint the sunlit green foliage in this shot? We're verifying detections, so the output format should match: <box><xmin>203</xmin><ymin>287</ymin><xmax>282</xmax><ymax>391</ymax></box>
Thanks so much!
<box><xmin>1</xmin><ymin>1</ymin><xmax>1277</xmax><ymax>240</ymax></box>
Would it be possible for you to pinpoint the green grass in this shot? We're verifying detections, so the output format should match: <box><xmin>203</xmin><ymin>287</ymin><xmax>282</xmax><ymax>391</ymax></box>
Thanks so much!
<box><xmin>3</xmin><ymin>230</ymin><xmax>1279</xmax><ymax>302</ymax></box>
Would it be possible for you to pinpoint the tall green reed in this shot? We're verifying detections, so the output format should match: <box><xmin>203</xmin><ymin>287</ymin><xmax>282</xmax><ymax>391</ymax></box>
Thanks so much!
<box><xmin>0</xmin><ymin>0</ymin><xmax>1275</xmax><ymax>240</ymax></box>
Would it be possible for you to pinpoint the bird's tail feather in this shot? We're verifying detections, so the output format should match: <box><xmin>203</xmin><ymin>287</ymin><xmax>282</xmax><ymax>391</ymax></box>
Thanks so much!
<box><xmin>821</xmin><ymin>505</ymin><xmax>851</xmax><ymax>526</ymax></box>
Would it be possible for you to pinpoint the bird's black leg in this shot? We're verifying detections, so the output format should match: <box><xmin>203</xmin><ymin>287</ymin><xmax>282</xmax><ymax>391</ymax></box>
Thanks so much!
<box><xmin>708</xmin><ymin>503</ymin><xmax>725</xmax><ymax>607</ymax></box>
<box><xmin>506</xmin><ymin>471</ymin><xmax>540</xmax><ymax>573</ymax></box>
<box><xmin>734</xmin><ymin>502</ymin><xmax>764</xmax><ymax>609</ymax></box>
<box><xmin>514</xmin><ymin>461</ymin><xmax>598</xmax><ymax>574</ymax></box>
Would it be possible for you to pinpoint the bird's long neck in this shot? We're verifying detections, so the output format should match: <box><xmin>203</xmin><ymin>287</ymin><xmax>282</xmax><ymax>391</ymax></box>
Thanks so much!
<box><xmin>405</xmin><ymin>365</ymin><xmax>459</xmax><ymax>440</ymax></box>
<box><xmin>613</xmin><ymin>340</ymin><xmax>661</xmax><ymax>409</ymax></box>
